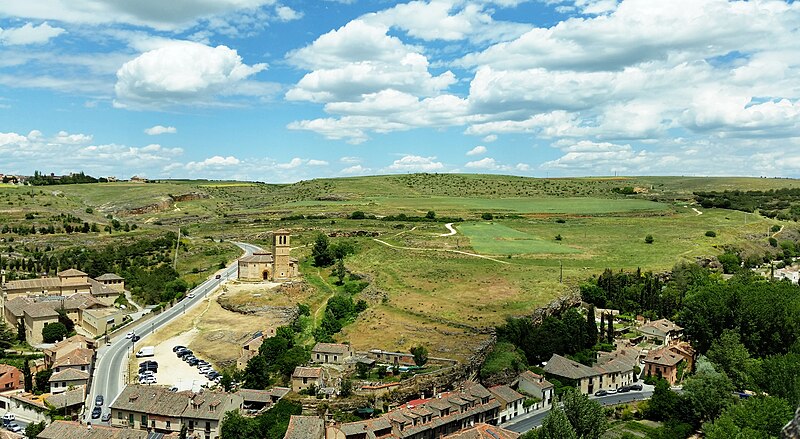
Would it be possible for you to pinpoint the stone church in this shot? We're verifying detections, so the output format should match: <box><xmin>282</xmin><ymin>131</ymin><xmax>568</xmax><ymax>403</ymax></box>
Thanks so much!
<box><xmin>237</xmin><ymin>230</ymin><xmax>299</xmax><ymax>282</ymax></box>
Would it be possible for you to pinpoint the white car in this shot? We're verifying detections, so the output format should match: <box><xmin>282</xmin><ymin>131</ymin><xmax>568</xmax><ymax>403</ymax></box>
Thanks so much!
<box><xmin>125</xmin><ymin>332</ymin><xmax>134</xmax><ymax>339</ymax></box>
<box><xmin>2</xmin><ymin>413</ymin><xmax>14</xmax><ymax>422</ymax></box>
<box><xmin>139</xmin><ymin>376</ymin><xmax>157</xmax><ymax>384</ymax></box>
<box><xmin>7</xmin><ymin>423</ymin><xmax>22</xmax><ymax>433</ymax></box>
<box><xmin>187</xmin><ymin>293</ymin><xmax>195</xmax><ymax>299</ymax></box>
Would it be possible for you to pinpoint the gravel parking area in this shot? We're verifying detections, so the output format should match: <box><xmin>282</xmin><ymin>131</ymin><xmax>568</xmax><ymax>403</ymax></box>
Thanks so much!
<box><xmin>136</xmin><ymin>330</ymin><xmax>214</xmax><ymax>392</ymax></box>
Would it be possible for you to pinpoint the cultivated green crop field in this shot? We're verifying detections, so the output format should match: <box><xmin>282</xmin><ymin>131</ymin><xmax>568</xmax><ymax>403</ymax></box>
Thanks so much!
<box><xmin>458</xmin><ymin>222</ymin><xmax>582</xmax><ymax>255</ymax></box>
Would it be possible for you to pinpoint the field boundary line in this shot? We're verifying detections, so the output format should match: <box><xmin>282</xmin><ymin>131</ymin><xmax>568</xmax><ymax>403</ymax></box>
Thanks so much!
<box><xmin>372</xmin><ymin>238</ymin><xmax>511</xmax><ymax>265</ymax></box>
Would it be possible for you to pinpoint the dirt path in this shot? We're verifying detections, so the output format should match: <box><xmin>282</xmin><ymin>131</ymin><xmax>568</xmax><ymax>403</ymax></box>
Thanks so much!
<box><xmin>372</xmin><ymin>238</ymin><xmax>511</xmax><ymax>265</ymax></box>
<box><xmin>439</xmin><ymin>223</ymin><xmax>457</xmax><ymax>237</ymax></box>
<box><xmin>312</xmin><ymin>270</ymin><xmax>336</xmax><ymax>327</ymax></box>
<box><xmin>692</xmin><ymin>207</ymin><xmax>703</xmax><ymax>215</ymax></box>
<box><xmin>773</xmin><ymin>225</ymin><xmax>784</xmax><ymax>238</ymax></box>
<box><xmin>394</xmin><ymin>225</ymin><xmax>418</xmax><ymax>237</ymax></box>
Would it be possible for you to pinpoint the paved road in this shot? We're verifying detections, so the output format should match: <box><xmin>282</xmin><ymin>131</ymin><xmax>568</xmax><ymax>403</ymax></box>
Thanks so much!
<box><xmin>504</xmin><ymin>389</ymin><xmax>654</xmax><ymax>433</ymax></box>
<box><xmin>84</xmin><ymin>242</ymin><xmax>262</xmax><ymax>423</ymax></box>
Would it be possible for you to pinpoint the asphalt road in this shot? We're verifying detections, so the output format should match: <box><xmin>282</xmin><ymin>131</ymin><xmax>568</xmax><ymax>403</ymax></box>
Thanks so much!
<box><xmin>83</xmin><ymin>242</ymin><xmax>262</xmax><ymax>423</ymax></box>
<box><xmin>504</xmin><ymin>389</ymin><xmax>654</xmax><ymax>433</ymax></box>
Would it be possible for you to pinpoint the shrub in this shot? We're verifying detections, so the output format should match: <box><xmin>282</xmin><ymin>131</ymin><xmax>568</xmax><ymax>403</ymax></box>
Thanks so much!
<box><xmin>705</xmin><ymin>231</ymin><xmax>717</xmax><ymax>237</ymax></box>
<box><xmin>481</xmin><ymin>213</ymin><xmax>493</xmax><ymax>220</ymax></box>
<box><xmin>349</xmin><ymin>211</ymin><xmax>366</xmax><ymax>220</ymax></box>
<box><xmin>555</xmin><ymin>234</ymin><xmax>563</xmax><ymax>241</ymax></box>
<box><xmin>644</xmin><ymin>235</ymin><xmax>654</xmax><ymax>244</ymax></box>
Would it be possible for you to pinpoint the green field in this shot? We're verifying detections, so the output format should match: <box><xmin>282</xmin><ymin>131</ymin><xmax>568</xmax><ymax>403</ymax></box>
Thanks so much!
<box><xmin>284</xmin><ymin>196</ymin><xmax>667</xmax><ymax>215</ymax></box>
<box><xmin>459</xmin><ymin>222</ymin><xmax>581</xmax><ymax>255</ymax></box>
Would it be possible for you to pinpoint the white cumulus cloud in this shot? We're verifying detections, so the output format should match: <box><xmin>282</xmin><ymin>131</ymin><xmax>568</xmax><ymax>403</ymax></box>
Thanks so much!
<box><xmin>114</xmin><ymin>41</ymin><xmax>268</xmax><ymax>108</ymax></box>
<box><xmin>386</xmin><ymin>155</ymin><xmax>444</xmax><ymax>172</ymax></box>
<box><xmin>144</xmin><ymin>125</ymin><xmax>177</xmax><ymax>135</ymax></box>
<box><xmin>466</xmin><ymin>145</ymin><xmax>487</xmax><ymax>156</ymax></box>
<box><xmin>0</xmin><ymin>22</ymin><xmax>64</xmax><ymax>45</ymax></box>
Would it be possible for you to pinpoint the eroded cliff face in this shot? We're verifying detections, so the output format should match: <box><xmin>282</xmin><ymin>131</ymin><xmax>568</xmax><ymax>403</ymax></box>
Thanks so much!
<box><xmin>784</xmin><ymin>408</ymin><xmax>800</xmax><ymax>439</ymax></box>
<box><xmin>121</xmin><ymin>192</ymin><xmax>209</xmax><ymax>214</ymax></box>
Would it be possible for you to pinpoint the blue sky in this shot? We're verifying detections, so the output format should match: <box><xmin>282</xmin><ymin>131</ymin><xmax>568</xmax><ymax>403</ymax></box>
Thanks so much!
<box><xmin>1</xmin><ymin>0</ymin><xmax>799</xmax><ymax>182</ymax></box>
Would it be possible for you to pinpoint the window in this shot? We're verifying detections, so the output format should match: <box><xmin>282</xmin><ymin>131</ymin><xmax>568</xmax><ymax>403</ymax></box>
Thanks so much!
<box><xmin>151</xmin><ymin>420</ymin><xmax>155</xmax><ymax>428</ymax></box>
<box><xmin>129</xmin><ymin>414</ymin><xmax>134</xmax><ymax>425</ymax></box>
<box><xmin>141</xmin><ymin>415</ymin><xmax>147</xmax><ymax>426</ymax></box>
<box><xmin>205</xmin><ymin>421</ymin><xmax>211</xmax><ymax>431</ymax></box>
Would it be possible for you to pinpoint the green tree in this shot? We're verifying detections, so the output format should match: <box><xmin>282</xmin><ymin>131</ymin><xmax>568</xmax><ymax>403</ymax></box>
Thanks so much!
<box><xmin>356</xmin><ymin>362</ymin><xmax>371</xmax><ymax>379</ymax></box>
<box><xmin>220</xmin><ymin>370</ymin><xmax>234</xmax><ymax>392</ymax></box>
<box><xmin>220</xmin><ymin>410</ymin><xmax>256</xmax><ymax>438</ymax></box>
<box><xmin>682</xmin><ymin>367</ymin><xmax>736</xmax><ymax>424</ymax></box>
<box><xmin>410</xmin><ymin>346</ymin><xmax>428</xmax><ymax>367</ymax></box>
<box><xmin>242</xmin><ymin>355</ymin><xmax>271</xmax><ymax>390</ymax></box>
<box><xmin>645</xmin><ymin>234</ymin><xmax>654</xmax><ymax>244</ymax></box>
<box><xmin>481</xmin><ymin>212</ymin><xmax>493</xmax><ymax>220</ymax></box>
<box><xmin>349</xmin><ymin>211</ymin><xmax>366</xmax><ymax>219</ymax></box>
<box><xmin>42</xmin><ymin>322</ymin><xmax>67</xmax><ymax>343</ymax></box>
<box><xmin>606</xmin><ymin>314</ymin><xmax>614</xmax><ymax>344</ymax></box>
<box><xmin>312</xmin><ymin>233</ymin><xmax>333</xmax><ymax>267</ymax></box>
<box><xmin>703</xmin><ymin>396</ymin><xmax>792</xmax><ymax>439</ymax></box>
<box><xmin>707</xmin><ymin>330</ymin><xmax>753</xmax><ymax>390</ymax></box>
<box><xmin>717</xmin><ymin>252</ymin><xmax>741</xmax><ymax>274</ymax></box>
<box><xmin>332</xmin><ymin>259</ymin><xmax>346</xmax><ymax>285</ymax></box>
<box><xmin>34</xmin><ymin>369</ymin><xmax>52</xmax><ymax>394</ymax></box>
<box><xmin>56</xmin><ymin>308</ymin><xmax>75</xmax><ymax>334</ymax></box>
<box><xmin>425</xmin><ymin>211</ymin><xmax>436</xmax><ymax>220</ymax></box>
<box><xmin>0</xmin><ymin>320</ymin><xmax>16</xmax><ymax>349</ymax></box>
<box><xmin>17</xmin><ymin>321</ymin><xmax>25</xmax><ymax>342</ymax></box>
<box><xmin>585</xmin><ymin>305</ymin><xmax>598</xmax><ymax>347</ymax></box>
<box><xmin>537</xmin><ymin>406</ymin><xmax>577</xmax><ymax>439</ymax></box>
<box><xmin>22</xmin><ymin>359</ymin><xmax>32</xmax><ymax>392</ymax></box>
<box><xmin>561</xmin><ymin>388</ymin><xmax>607</xmax><ymax>439</ymax></box>
<box><xmin>340</xmin><ymin>379</ymin><xmax>353</xmax><ymax>398</ymax></box>
<box><xmin>645</xmin><ymin>379</ymin><xmax>679</xmax><ymax>421</ymax></box>
<box><xmin>24</xmin><ymin>421</ymin><xmax>46</xmax><ymax>439</ymax></box>
<box><xmin>179</xmin><ymin>423</ymin><xmax>188</xmax><ymax>439</ymax></box>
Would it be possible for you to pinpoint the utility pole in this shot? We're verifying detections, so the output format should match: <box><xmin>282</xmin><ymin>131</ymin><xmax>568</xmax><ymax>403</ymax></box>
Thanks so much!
<box><xmin>559</xmin><ymin>261</ymin><xmax>563</xmax><ymax>283</ymax></box>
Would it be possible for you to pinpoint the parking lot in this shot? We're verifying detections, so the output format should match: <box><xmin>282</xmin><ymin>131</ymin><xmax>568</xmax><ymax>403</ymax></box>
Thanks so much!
<box><xmin>132</xmin><ymin>330</ymin><xmax>215</xmax><ymax>392</ymax></box>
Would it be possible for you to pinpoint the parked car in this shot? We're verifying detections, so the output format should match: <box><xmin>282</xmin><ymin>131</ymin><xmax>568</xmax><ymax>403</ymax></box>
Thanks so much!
<box><xmin>188</xmin><ymin>357</ymin><xmax>200</xmax><ymax>366</ymax></box>
<box><xmin>101</xmin><ymin>412</ymin><xmax>111</xmax><ymax>422</ymax></box>
<box><xmin>6</xmin><ymin>423</ymin><xmax>22</xmax><ymax>433</ymax></box>
<box><xmin>95</xmin><ymin>395</ymin><xmax>104</xmax><ymax>406</ymax></box>
<box><xmin>177</xmin><ymin>349</ymin><xmax>193</xmax><ymax>358</ymax></box>
<box><xmin>91</xmin><ymin>407</ymin><xmax>102</xmax><ymax>419</ymax></box>
<box><xmin>606</xmin><ymin>389</ymin><xmax>617</xmax><ymax>395</ymax></box>
<box><xmin>139</xmin><ymin>376</ymin><xmax>157</xmax><ymax>384</ymax></box>
<box><xmin>629</xmin><ymin>384</ymin><xmax>643</xmax><ymax>391</ymax></box>
<box><xmin>169</xmin><ymin>387</ymin><xmax>178</xmax><ymax>392</ymax></box>
<box><xmin>2</xmin><ymin>413</ymin><xmax>15</xmax><ymax>423</ymax></box>
<box><xmin>617</xmin><ymin>386</ymin><xmax>631</xmax><ymax>393</ymax></box>
<box><xmin>139</xmin><ymin>360</ymin><xmax>158</xmax><ymax>368</ymax></box>
<box><xmin>215</xmin><ymin>274</ymin><xmax>221</xmax><ymax>279</ymax></box>
<box><xmin>125</xmin><ymin>332</ymin><xmax>134</xmax><ymax>339</ymax></box>
<box><xmin>594</xmin><ymin>390</ymin><xmax>608</xmax><ymax>397</ymax></box>
<box><xmin>187</xmin><ymin>293</ymin><xmax>195</xmax><ymax>299</ymax></box>
<box><xmin>172</xmin><ymin>346</ymin><xmax>185</xmax><ymax>352</ymax></box>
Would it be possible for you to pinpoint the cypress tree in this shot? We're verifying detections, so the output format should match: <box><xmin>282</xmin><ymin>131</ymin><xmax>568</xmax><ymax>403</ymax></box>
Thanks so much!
<box><xmin>606</xmin><ymin>313</ymin><xmax>614</xmax><ymax>344</ymax></box>
<box><xmin>585</xmin><ymin>305</ymin><xmax>598</xmax><ymax>348</ymax></box>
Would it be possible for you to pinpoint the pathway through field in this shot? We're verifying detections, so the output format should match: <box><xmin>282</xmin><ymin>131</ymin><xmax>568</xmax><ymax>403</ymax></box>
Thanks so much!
<box><xmin>440</xmin><ymin>223</ymin><xmax>457</xmax><ymax>237</ymax></box>
<box><xmin>692</xmin><ymin>207</ymin><xmax>703</xmax><ymax>215</ymax></box>
<box><xmin>372</xmin><ymin>238</ymin><xmax>510</xmax><ymax>264</ymax></box>
<box><xmin>773</xmin><ymin>225</ymin><xmax>784</xmax><ymax>238</ymax></box>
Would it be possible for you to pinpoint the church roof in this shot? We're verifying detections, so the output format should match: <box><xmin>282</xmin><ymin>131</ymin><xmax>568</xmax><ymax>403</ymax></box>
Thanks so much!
<box><xmin>239</xmin><ymin>252</ymin><xmax>273</xmax><ymax>263</ymax></box>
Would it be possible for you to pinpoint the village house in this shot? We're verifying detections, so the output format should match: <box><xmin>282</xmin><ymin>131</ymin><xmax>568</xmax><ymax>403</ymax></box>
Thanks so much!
<box><xmin>0</xmin><ymin>364</ymin><xmax>22</xmax><ymax>391</ymax></box>
<box><xmin>0</xmin><ymin>269</ymin><xmax>125</xmax><ymax>306</ymax></box>
<box><xmin>38</xmin><ymin>420</ymin><xmax>179</xmax><ymax>438</ymax></box>
<box><xmin>43</xmin><ymin>334</ymin><xmax>96</xmax><ymax>369</ymax></box>
<box><xmin>237</xmin><ymin>230</ymin><xmax>298</xmax><ymax>282</ymax></box>
<box><xmin>517</xmin><ymin>370</ymin><xmax>554</xmax><ymax>410</ymax></box>
<box><xmin>110</xmin><ymin>384</ymin><xmax>242</xmax><ymax>439</ymax></box>
<box><xmin>236</xmin><ymin>329</ymin><xmax>276</xmax><ymax>369</ymax></box>
<box><xmin>291</xmin><ymin>367</ymin><xmax>324</xmax><ymax>393</ymax></box>
<box><xmin>638</xmin><ymin>318</ymin><xmax>683</xmax><ymax>345</ymax></box>
<box><xmin>543</xmin><ymin>353</ymin><xmax>636</xmax><ymax>395</ymax></box>
<box><xmin>44</xmin><ymin>387</ymin><xmax>86</xmax><ymax>418</ymax></box>
<box><xmin>312</xmin><ymin>342</ymin><xmax>353</xmax><ymax>365</ymax></box>
<box><xmin>325</xmin><ymin>382</ymin><xmax>500</xmax><ymax>439</ymax></box>
<box><xmin>367</xmin><ymin>349</ymin><xmax>417</xmax><ymax>367</ymax></box>
<box><xmin>49</xmin><ymin>368</ymin><xmax>90</xmax><ymax>394</ymax></box>
<box><xmin>443</xmin><ymin>424</ymin><xmax>520</xmax><ymax>439</ymax></box>
<box><xmin>24</xmin><ymin>303</ymin><xmax>59</xmax><ymax>345</ymax></box>
<box><xmin>235</xmin><ymin>387</ymin><xmax>289</xmax><ymax>412</ymax></box>
<box><xmin>643</xmin><ymin>346</ymin><xmax>684</xmax><ymax>385</ymax></box>
<box><xmin>285</xmin><ymin>415</ymin><xmax>325</xmax><ymax>439</ymax></box>
<box><xmin>487</xmin><ymin>385</ymin><xmax>525</xmax><ymax>423</ymax></box>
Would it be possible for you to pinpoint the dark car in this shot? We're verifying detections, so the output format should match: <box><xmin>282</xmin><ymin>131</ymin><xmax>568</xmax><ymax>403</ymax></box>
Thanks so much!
<box><xmin>95</xmin><ymin>395</ymin><xmax>104</xmax><ymax>406</ymax></box>
<box><xmin>172</xmin><ymin>345</ymin><xmax>186</xmax><ymax>352</ymax></box>
<box><xmin>215</xmin><ymin>274</ymin><xmax>221</xmax><ymax>279</ymax></box>
<box><xmin>177</xmin><ymin>349</ymin><xmax>193</xmax><ymax>358</ymax></box>
<box><xmin>617</xmin><ymin>386</ymin><xmax>631</xmax><ymax>393</ymax></box>
<box><xmin>139</xmin><ymin>360</ymin><xmax>158</xmax><ymax>367</ymax></box>
<box><xmin>91</xmin><ymin>407</ymin><xmax>102</xmax><ymax>419</ymax></box>
<box><xmin>594</xmin><ymin>390</ymin><xmax>608</xmax><ymax>397</ymax></box>
<box><xmin>629</xmin><ymin>384</ymin><xmax>643</xmax><ymax>391</ymax></box>
<box><xmin>131</xmin><ymin>335</ymin><xmax>141</xmax><ymax>342</ymax></box>
<box><xmin>188</xmin><ymin>357</ymin><xmax>200</xmax><ymax>366</ymax></box>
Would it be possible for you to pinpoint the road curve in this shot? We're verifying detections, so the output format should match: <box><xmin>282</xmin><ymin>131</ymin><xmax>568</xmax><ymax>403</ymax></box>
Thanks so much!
<box><xmin>84</xmin><ymin>242</ymin><xmax>262</xmax><ymax>423</ymax></box>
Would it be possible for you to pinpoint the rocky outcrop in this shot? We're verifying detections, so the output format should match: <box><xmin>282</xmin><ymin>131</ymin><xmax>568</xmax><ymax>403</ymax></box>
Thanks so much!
<box><xmin>328</xmin><ymin>230</ymin><xmax>380</xmax><ymax>237</ymax></box>
<box><xmin>120</xmin><ymin>192</ymin><xmax>209</xmax><ymax>215</ymax></box>
<box><xmin>171</xmin><ymin>192</ymin><xmax>209</xmax><ymax>202</ymax></box>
